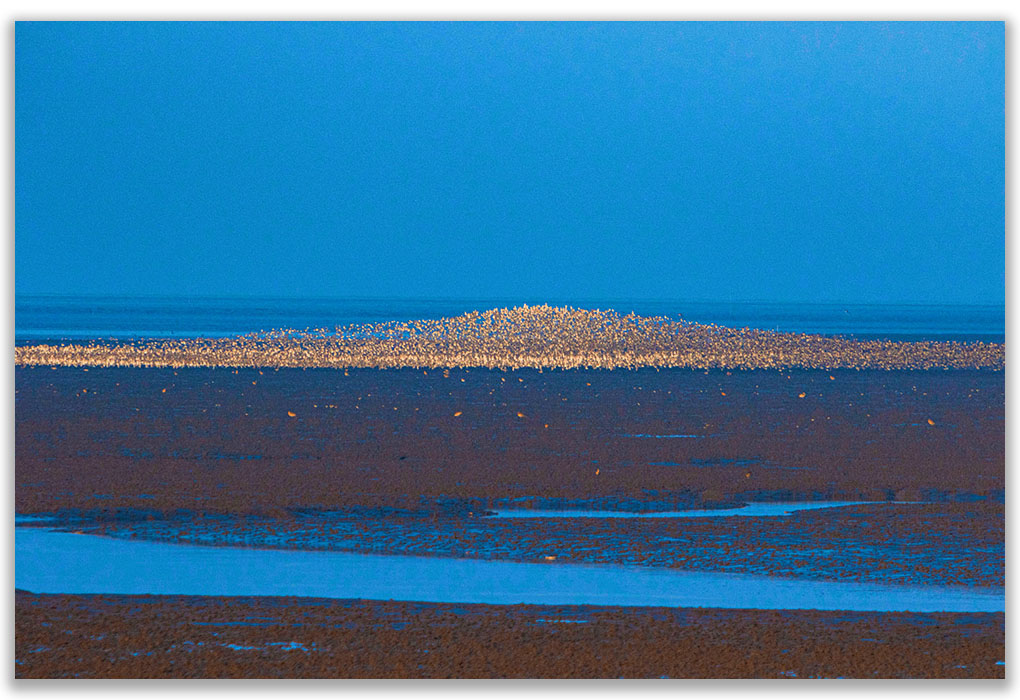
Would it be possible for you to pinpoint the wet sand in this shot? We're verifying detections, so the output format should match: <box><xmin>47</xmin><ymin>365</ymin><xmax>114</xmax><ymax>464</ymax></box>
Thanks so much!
<box><xmin>74</xmin><ymin>501</ymin><xmax>1003</xmax><ymax>588</ymax></box>
<box><xmin>14</xmin><ymin>363</ymin><xmax>1004</xmax><ymax>678</ymax></box>
<box><xmin>15</xmin><ymin>591</ymin><xmax>1004</xmax><ymax>678</ymax></box>
<box><xmin>13</xmin><ymin>365</ymin><xmax>1003</xmax><ymax>508</ymax></box>
<box><xmin>15</xmin><ymin>365</ymin><xmax>1003</xmax><ymax>512</ymax></box>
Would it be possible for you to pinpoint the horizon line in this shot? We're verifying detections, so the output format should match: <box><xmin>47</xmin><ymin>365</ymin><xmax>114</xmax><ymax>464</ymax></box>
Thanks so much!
<box><xmin>13</xmin><ymin>293</ymin><xmax>1007</xmax><ymax>309</ymax></box>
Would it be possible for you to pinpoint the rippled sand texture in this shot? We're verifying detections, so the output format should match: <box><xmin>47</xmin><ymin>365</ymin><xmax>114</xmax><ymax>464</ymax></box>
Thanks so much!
<box><xmin>14</xmin><ymin>306</ymin><xmax>1005</xmax><ymax>370</ymax></box>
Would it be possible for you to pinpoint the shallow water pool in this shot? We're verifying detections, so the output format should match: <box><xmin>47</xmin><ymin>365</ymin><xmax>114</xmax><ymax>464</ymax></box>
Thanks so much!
<box><xmin>14</xmin><ymin>527</ymin><xmax>1003</xmax><ymax>613</ymax></box>
<box><xmin>490</xmin><ymin>501</ymin><xmax>894</xmax><ymax>519</ymax></box>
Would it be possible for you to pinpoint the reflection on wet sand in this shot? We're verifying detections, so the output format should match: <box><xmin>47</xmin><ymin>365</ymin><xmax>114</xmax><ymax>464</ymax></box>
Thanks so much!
<box><xmin>14</xmin><ymin>527</ymin><xmax>1005</xmax><ymax>613</ymax></box>
<box><xmin>489</xmin><ymin>501</ymin><xmax>901</xmax><ymax>518</ymax></box>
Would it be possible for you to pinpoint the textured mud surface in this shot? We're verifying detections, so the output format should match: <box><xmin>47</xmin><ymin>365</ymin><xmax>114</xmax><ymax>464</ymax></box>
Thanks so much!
<box><xmin>67</xmin><ymin>501</ymin><xmax>1002</xmax><ymax>588</ymax></box>
<box><xmin>14</xmin><ymin>591</ymin><xmax>1005</xmax><ymax>679</ymax></box>
<box><xmin>15</xmin><ymin>365</ymin><xmax>1004</xmax><ymax>678</ymax></box>
<box><xmin>14</xmin><ymin>366</ymin><xmax>1004</xmax><ymax>513</ymax></box>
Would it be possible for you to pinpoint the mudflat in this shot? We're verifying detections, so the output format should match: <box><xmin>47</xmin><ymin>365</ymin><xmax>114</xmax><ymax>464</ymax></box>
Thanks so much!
<box><xmin>15</xmin><ymin>591</ymin><xmax>1005</xmax><ymax>679</ymax></box>
<box><xmin>14</xmin><ymin>364</ymin><xmax>1004</xmax><ymax>677</ymax></box>
<box><xmin>14</xmin><ymin>365</ymin><xmax>1003</xmax><ymax>512</ymax></box>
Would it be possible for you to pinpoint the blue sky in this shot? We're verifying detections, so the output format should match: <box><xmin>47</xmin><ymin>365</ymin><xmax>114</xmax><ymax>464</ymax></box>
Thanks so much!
<box><xmin>15</xmin><ymin>21</ymin><xmax>1004</xmax><ymax>304</ymax></box>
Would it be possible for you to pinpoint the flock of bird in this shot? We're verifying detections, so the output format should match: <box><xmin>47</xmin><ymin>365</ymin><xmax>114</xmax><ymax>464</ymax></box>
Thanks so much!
<box><xmin>14</xmin><ymin>305</ymin><xmax>1005</xmax><ymax>371</ymax></box>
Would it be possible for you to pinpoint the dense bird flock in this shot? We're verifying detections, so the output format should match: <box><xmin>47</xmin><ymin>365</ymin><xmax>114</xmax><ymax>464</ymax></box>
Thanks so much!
<box><xmin>13</xmin><ymin>305</ymin><xmax>1004</xmax><ymax>370</ymax></box>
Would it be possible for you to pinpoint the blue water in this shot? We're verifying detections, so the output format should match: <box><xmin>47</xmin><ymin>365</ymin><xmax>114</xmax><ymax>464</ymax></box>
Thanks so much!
<box><xmin>14</xmin><ymin>295</ymin><xmax>1005</xmax><ymax>343</ymax></box>
<box><xmin>490</xmin><ymin>501</ymin><xmax>889</xmax><ymax>519</ymax></box>
<box><xmin>14</xmin><ymin>527</ymin><xmax>1004</xmax><ymax>613</ymax></box>
<box><xmin>620</xmin><ymin>434</ymin><xmax>706</xmax><ymax>439</ymax></box>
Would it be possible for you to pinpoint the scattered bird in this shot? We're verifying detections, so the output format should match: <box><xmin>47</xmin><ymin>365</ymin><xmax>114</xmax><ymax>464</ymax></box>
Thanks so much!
<box><xmin>12</xmin><ymin>305</ymin><xmax>1004</xmax><ymax>371</ymax></box>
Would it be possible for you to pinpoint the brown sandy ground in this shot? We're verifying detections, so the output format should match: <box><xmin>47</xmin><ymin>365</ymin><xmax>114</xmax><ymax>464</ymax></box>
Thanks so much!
<box><xmin>16</xmin><ymin>365</ymin><xmax>1003</xmax><ymax>587</ymax></box>
<box><xmin>14</xmin><ymin>366</ymin><xmax>1004</xmax><ymax>513</ymax></box>
<box><xmin>14</xmin><ymin>591</ymin><xmax>1004</xmax><ymax>679</ymax></box>
<box><xmin>15</xmin><ymin>366</ymin><xmax>1005</xmax><ymax>679</ymax></box>
<box><xmin>75</xmin><ymin>500</ymin><xmax>1003</xmax><ymax>588</ymax></box>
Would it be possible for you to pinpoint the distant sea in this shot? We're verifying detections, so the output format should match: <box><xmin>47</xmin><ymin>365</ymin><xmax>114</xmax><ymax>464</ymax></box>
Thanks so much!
<box><xmin>14</xmin><ymin>295</ymin><xmax>1005</xmax><ymax>344</ymax></box>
